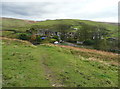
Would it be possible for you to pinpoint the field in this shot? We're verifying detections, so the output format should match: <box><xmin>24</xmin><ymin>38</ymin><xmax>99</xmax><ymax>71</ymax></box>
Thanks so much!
<box><xmin>2</xmin><ymin>37</ymin><xmax>119</xmax><ymax>87</ymax></box>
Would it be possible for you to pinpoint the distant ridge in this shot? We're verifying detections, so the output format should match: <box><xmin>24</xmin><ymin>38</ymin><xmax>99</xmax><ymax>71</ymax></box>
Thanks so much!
<box><xmin>98</xmin><ymin>21</ymin><xmax>118</xmax><ymax>26</ymax></box>
<box><xmin>0</xmin><ymin>17</ymin><xmax>118</xmax><ymax>26</ymax></box>
<box><xmin>1</xmin><ymin>17</ymin><xmax>118</xmax><ymax>38</ymax></box>
<box><xmin>1</xmin><ymin>17</ymin><xmax>38</xmax><ymax>24</ymax></box>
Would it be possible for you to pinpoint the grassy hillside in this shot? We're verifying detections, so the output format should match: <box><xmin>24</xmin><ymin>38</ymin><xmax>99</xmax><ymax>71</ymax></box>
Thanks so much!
<box><xmin>0</xmin><ymin>17</ymin><xmax>38</xmax><ymax>38</ymax></box>
<box><xmin>1</xmin><ymin>18</ymin><xmax>118</xmax><ymax>31</ymax></box>
<box><xmin>1</xmin><ymin>18</ymin><xmax>118</xmax><ymax>37</ymax></box>
<box><xmin>1</xmin><ymin>17</ymin><xmax>37</xmax><ymax>31</ymax></box>
<box><xmin>2</xmin><ymin>37</ymin><xmax>119</xmax><ymax>87</ymax></box>
<box><xmin>33</xmin><ymin>19</ymin><xmax>118</xmax><ymax>30</ymax></box>
<box><xmin>36</xmin><ymin>19</ymin><xmax>118</xmax><ymax>37</ymax></box>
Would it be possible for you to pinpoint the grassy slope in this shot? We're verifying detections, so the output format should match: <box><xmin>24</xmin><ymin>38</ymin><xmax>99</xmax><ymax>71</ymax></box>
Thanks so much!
<box><xmin>2</xmin><ymin>39</ymin><xmax>50</xmax><ymax>87</ymax></box>
<box><xmin>33</xmin><ymin>19</ymin><xmax>118</xmax><ymax>30</ymax></box>
<box><xmin>33</xmin><ymin>19</ymin><xmax>118</xmax><ymax>37</ymax></box>
<box><xmin>0</xmin><ymin>17</ymin><xmax>38</xmax><ymax>38</ymax></box>
<box><xmin>1</xmin><ymin>18</ymin><xmax>118</xmax><ymax>37</ymax></box>
<box><xmin>1</xmin><ymin>17</ymin><xmax>36</xmax><ymax>31</ymax></box>
<box><xmin>1</xmin><ymin>18</ymin><xmax>118</xmax><ymax>31</ymax></box>
<box><xmin>2</xmin><ymin>38</ymin><xmax>118</xmax><ymax>87</ymax></box>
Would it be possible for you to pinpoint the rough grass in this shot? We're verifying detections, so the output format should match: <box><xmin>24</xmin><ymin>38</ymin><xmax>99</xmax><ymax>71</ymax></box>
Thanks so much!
<box><xmin>2</xmin><ymin>38</ymin><xmax>119</xmax><ymax>87</ymax></box>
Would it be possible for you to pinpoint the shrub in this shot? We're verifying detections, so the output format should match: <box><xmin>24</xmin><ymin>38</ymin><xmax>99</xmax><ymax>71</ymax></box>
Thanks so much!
<box><xmin>94</xmin><ymin>39</ymin><xmax>110</xmax><ymax>51</ymax></box>
<box><xmin>36</xmin><ymin>36</ymin><xmax>42</xmax><ymax>42</ymax></box>
<box><xmin>41</xmin><ymin>40</ymin><xmax>49</xmax><ymax>43</ymax></box>
<box><xmin>18</xmin><ymin>33</ymin><xmax>28</xmax><ymax>40</ymax></box>
<box><xmin>52</xmin><ymin>36</ymin><xmax>59</xmax><ymax>41</ymax></box>
<box><xmin>30</xmin><ymin>34</ymin><xmax>36</xmax><ymax>41</ymax></box>
<box><xmin>66</xmin><ymin>38</ymin><xmax>76</xmax><ymax>43</ymax></box>
<box><xmin>40</xmin><ymin>37</ymin><xmax>50</xmax><ymax>43</ymax></box>
<box><xmin>50</xmin><ymin>39</ymin><xmax>57</xmax><ymax>43</ymax></box>
<box><xmin>83</xmin><ymin>39</ymin><xmax>95</xmax><ymax>45</ymax></box>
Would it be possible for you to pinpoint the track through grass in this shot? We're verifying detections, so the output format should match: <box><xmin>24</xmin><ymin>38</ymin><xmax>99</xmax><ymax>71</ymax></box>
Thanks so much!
<box><xmin>2</xmin><ymin>37</ymin><xmax>119</xmax><ymax>87</ymax></box>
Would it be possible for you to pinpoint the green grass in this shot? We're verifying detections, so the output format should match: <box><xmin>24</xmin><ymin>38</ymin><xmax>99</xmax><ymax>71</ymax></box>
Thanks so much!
<box><xmin>1</xmin><ymin>18</ymin><xmax>33</xmax><ymax>27</ymax></box>
<box><xmin>33</xmin><ymin>19</ymin><xmax>118</xmax><ymax>31</ymax></box>
<box><xmin>1</xmin><ymin>18</ymin><xmax>118</xmax><ymax>37</ymax></box>
<box><xmin>1</xmin><ymin>31</ymin><xmax>22</xmax><ymax>39</ymax></box>
<box><xmin>1</xmin><ymin>18</ymin><xmax>119</xmax><ymax>41</ymax></box>
<box><xmin>2</xmin><ymin>39</ymin><xmax>118</xmax><ymax>87</ymax></box>
<box><xmin>2</xmin><ymin>40</ymin><xmax>50</xmax><ymax>87</ymax></box>
<box><xmin>1</xmin><ymin>17</ymin><xmax>34</xmax><ymax>31</ymax></box>
<box><xmin>32</xmin><ymin>19</ymin><xmax>119</xmax><ymax>37</ymax></box>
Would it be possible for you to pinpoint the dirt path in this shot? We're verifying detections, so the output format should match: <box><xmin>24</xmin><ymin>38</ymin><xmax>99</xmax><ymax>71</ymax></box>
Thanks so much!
<box><xmin>41</xmin><ymin>54</ymin><xmax>64</xmax><ymax>87</ymax></box>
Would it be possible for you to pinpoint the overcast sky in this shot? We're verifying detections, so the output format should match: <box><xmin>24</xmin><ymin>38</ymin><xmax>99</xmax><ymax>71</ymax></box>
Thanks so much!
<box><xmin>1</xmin><ymin>0</ymin><xmax>119</xmax><ymax>22</ymax></box>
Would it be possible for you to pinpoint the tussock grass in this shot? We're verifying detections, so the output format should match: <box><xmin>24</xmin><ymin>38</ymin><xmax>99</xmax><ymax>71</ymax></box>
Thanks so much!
<box><xmin>2</xmin><ymin>38</ymin><xmax>119</xmax><ymax>87</ymax></box>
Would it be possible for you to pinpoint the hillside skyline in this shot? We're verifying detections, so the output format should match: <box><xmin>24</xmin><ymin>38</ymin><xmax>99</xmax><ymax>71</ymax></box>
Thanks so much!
<box><xmin>1</xmin><ymin>17</ymin><xmax>118</xmax><ymax>24</ymax></box>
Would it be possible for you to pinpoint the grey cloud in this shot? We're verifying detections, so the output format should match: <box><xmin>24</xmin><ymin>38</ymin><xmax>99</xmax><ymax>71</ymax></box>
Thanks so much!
<box><xmin>2</xmin><ymin>2</ymin><xmax>54</xmax><ymax>17</ymax></box>
<box><xmin>1</xmin><ymin>1</ymin><xmax>118</xmax><ymax>22</ymax></box>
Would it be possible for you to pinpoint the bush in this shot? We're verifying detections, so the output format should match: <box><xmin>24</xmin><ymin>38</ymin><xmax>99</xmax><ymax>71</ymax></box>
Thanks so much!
<box><xmin>94</xmin><ymin>39</ymin><xmax>110</xmax><ymax>51</ymax></box>
<box><xmin>52</xmin><ymin>36</ymin><xmax>59</xmax><ymax>41</ymax></box>
<box><xmin>36</xmin><ymin>36</ymin><xmax>42</xmax><ymax>42</ymax></box>
<box><xmin>39</xmin><ymin>37</ymin><xmax>50</xmax><ymax>43</ymax></box>
<box><xmin>41</xmin><ymin>40</ymin><xmax>49</xmax><ymax>43</ymax></box>
<box><xmin>50</xmin><ymin>39</ymin><xmax>57</xmax><ymax>43</ymax></box>
<box><xmin>18</xmin><ymin>33</ymin><xmax>28</xmax><ymax>40</ymax></box>
<box><xmin>83</xmin><ymin>39</ymin><xmax>95</xmax><ymax>45</ymax></box>
<box><xmin>66</xmin><ymin>38</ymin><xmax>76</xmax><ymax>43</ymax></box>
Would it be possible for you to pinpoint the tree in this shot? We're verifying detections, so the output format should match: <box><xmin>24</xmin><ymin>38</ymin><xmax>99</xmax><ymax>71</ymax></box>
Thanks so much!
<box><xmin>93</xmin><ymin>26</ymin><xmax>110</xmax><ymax>50</ymax></box>
<box><xmin>94</xmin><ymin>39</ymin><xmax>110</xmax><ymax>51</ymax></box>
<box><xmin>93</xmin><ymin>26</ymin><xmax>109</xmax><ymax>40</ymax></box>
<box><xmin>52</xmin><ymin>24</ymin><xmax>72</xmax><ymax>41</ymax></box>
<box><xmin>29</xmin><ymin>27</ymin><xmax>37</xmax><ymax>34</ymax></box>
<box><xmin>18</xmin><ymin>33</ymin><xmax>28</xmax><ymax>40</ymax></box>
<box><xmin>75</xmin><ymin>24</ymin><xmax>95</xmax><ymax>41</ymax></box>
